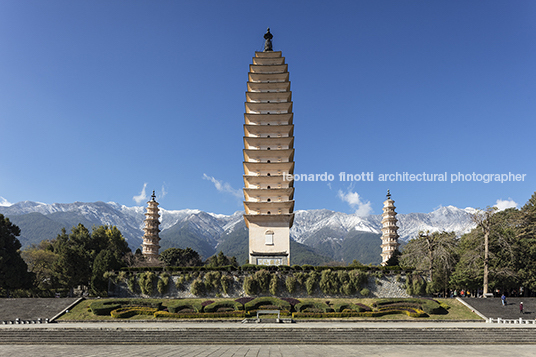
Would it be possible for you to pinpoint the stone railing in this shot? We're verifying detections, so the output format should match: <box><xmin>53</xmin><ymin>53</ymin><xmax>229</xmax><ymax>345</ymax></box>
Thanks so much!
<box><xmin>487</xmin><ymin>317</ymin><xmax>536</xmax><ymax>324</ymax></box>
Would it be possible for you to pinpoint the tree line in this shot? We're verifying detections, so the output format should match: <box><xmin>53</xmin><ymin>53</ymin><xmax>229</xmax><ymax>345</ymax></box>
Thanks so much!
<box><xmin>400</xmin><ymin>192</ymin><xmax>536</xmax><ymax>297</ymax></box>
<box><xmin>2</xmin><ymin>191</ymin><xmax>536</xmax><ymax>298</ymax></box>
<box><xmin>0</xmin><ymin>218</ymin><xmax>239</xmax><ymax>297</ymax></box>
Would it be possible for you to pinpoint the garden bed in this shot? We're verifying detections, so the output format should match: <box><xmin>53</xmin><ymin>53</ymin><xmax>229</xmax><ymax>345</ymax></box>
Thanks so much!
<box><xmin>56</xmin><ymin>297</ymin><xmax>482</xmax><ymax>322</ymax></box>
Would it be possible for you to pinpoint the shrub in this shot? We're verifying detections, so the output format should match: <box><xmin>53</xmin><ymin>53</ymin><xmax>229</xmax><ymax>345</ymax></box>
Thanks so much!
<box><xmin>155</xmin><ymin>311</ymin><xmax>245</xmax><ymax>319</ymax></box>
<box><xmin>241</xmin><ymin>264</ymin><xmax>257</xmax><ymax>271</ymax></box>
<box><xmin>291</xmin><ymin>265</ymin><xmax>302</xmax><ymax>271</ymax></box>
<box><xmin>294</xmin><ymin>272</ymin><xmax>307</xmax><ymax>286</ymax></box>
<box><xmin>319</xmin><ymin>270</ymin><xmax>339</xmax><ymax>295</ymax></box>
<box><xmin>412</xmin><ymin>276</ymin><xmax>427</xmax><ymax>296</ymax></box>
<box><xmin>127</xmin><ymin>275</ymin><xmax>138</xmax><ymax>293</ymax></box>
<box><xmin>220</xmin><ymin>274</ymin><xmax>233</xmax><ymax>295</ymax></box>
<box><xmin>350</xmin><ymin>270</ymin><xmax>368</xmax><ymax>291</ymax></box>
<box><xmin>90</xmin><ymin>300</ymin><xmax>124</xmax><ymax>315</ymax></box>
<box><xmin>235</xmin><ymin>297</ymin><xmax>254</xmax><ymax>305</ymax></box>
<box><xmin>117</xmin><ymin>271</ymin><xmax>128</xmax><ymax>281</ymax></box>
<box><xmin>190</xmin><ymin>278</ymin><xmax>205</xmax><ymax>296</ymax></box>
<box><xmin>157</xmin><ymin>273</ymin><xmax>170</xmax><ymax>294</ymax></box>
<box><xmin>243</xmin><ymin>275</ymin><xmax>258</xmax><ymax>295</ymax></box>
<box><xmin>280</xmin><ymin>297</ymin><xmax>300</xmax><ymax>306</ymax></box>
<box><xmin>138</xmin><ymin>271</ymin><xmax>156</xmax><ymax>296</ymax></box>
<box><xmin>254</xmin><ymin>269</ymin><xmax>271</xmax><ymax>293</ymax></box>
<box><xmin>204</xmin><ymin>271</ymin><xmax>221</xmax><ymax>292</ymax></box>
<box><xmin>294</xmin><ymin>300</ymin><xmax>333</xmax><ymax>313</ymax></box>
<box><xmin>305</xmin><ymin>271</ymin><xmax>319</xmax><ymax>295</ymax></box>
<box><xmin>360</xmin><ymin>288</ymin><xmax>370</xmax><ymax>297</ymax></box>
<box><xmin>244</xmin><ymin>297</ymin><xmax>291</xmax><ymax>312</ymax></box>
<box><xmin>110</xmin><ymin>307</ymin><xmax>157</xmax><ymax>318</ymax></box>
<box><xmin>374</xmin><ymin>298</ymin><xmax>442</xmax><ymax>315</ymax></box>
<box><xmin>332</xmin><ymin>302</ymin><xmax>366</xmax><ymax>312</ymax></box>
<box><xmin>292</xmin><ymin>309</ymin><xmax>427</xmax><ymax>319</ymax></box>
<box><xmin>269</xmin><ymin>274</ymin><xmax>278</xmax><ymax>295</ymax></box>
<box><xmin>405</xmin><ymin>274</ymin><xmax>414</xmax><ymax>295</ymax></box>
<box><xmin>285</xmin><ymin>276</ymin><xmax>296</xmax><ymax>294</ymax></box>
<box><xmin>203</xmin><ymin>300</ymin><xmax>244</xmax><ymax>312</ymax></box>
<box><xmin>167</xmin><ymin>299</ymin><xmax>203</xmax><ymax>313</ymax></box>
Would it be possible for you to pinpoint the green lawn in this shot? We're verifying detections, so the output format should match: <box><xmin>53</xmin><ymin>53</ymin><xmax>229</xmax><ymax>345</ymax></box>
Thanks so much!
<box><xmin>56</xmin><ymin>297</ymin><xmax>483</xmax><ymax>321</ymax></box>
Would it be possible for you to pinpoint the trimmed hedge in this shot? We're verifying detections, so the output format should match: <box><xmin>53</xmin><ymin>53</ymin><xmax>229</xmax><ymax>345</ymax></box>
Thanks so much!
<box><xmin>90</xmin><ymin>300</ymin><xmax>124</xmax><ymax>315</ymax></box>
<box><xmin>294</xmin><ymin>300</ymin><xmax>333</xmax><ymax>313</ymax></box>
<box><xmin>89</xmin><ymin>299</ymin><xmax>162</xmax><ymax>316</ymax></box>
<box><xmin>244</xmin><ymin>297</ymin><xmax>291</xmax><ymax>312</ymax></box>
<box><xmin>120</xmin><ymin>265</ymin><xmax>413</xmax><ymax>274</ymax></box>
<box><xmin>110</xmin><ymin>307</ymin><xmax>157</xmax><ymax>318</ymax></box>
<box><xmin>154</xmin><ymin>311</ymin><xmax>245</xmax><ymax>319</ymax></box>
<box><xmin>374</xmin><ymin>298</ymin><xmax>442</xmax><ymax>315</ymax></box>
<box><xmin>292</xmin><ymin>309</ymin><xmax>427</xmax><ymax>319</ymax></box>
<box><xmin>332</xmin><ymin>302</ymin><xmax>368</xmax><ymax>313</ymax></box>
<box><xmin>167</xmin><ymin>299</ymin><xmax>203</xmax><ymax>313</ymax></box>
<box><xmin>203</xmin><ymin>300</ymin><xmax>244</xmax><ymax>313</ymax></box>
<box><xmin>245</xmin><ymin>310</ymin><xmax>291</xmax><ymax>318</ymax></box>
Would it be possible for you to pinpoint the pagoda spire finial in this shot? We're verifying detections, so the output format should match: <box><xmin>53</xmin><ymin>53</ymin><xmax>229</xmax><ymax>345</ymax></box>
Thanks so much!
<box><xmin>151</xmin><ymin>190</ymin><xmax>156</xmax><ymax>201</ymax></box>
<box><xmin>263</xmin><ymin>27</ymin><xmax>273</xmax><ymax>52</ymax></box>
<box><xmin>386</xmin><ymin>189</ymin><xmax>391</xmax><ymax>199</ymax></box>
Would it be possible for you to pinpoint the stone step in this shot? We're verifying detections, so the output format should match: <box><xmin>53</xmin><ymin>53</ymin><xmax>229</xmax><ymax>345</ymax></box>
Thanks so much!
<box><xmin>1</xmin><ymin>327</ymin><xmax>536</xmax><ymax>344</ymax></box>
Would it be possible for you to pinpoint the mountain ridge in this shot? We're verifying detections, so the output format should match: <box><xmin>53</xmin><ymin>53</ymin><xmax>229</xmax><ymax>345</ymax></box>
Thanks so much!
<box><xmin>0</xmin><ymin>201</ymin><xmax>475</xmax><ymax>265</ymax></box>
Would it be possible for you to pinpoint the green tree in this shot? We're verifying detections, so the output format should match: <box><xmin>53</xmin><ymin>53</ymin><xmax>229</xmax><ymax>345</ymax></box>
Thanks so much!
<box><xmin>52</xmin><ymin>224</ymin><xmax>131</xmax><ymax>295</ymax></box>
<box><xmin>451</xmin><ymin>208</ymin><xmax>519</xmax><ymax>293</ymax></box>
<box><xmin>0</xmin><ymin>214</ymin><xmax>33</xmax><ymax>296</ymax></box>
<box><xmin>159</xmin><ymin>247</ymin><xmax>202</xmax><ymax>267</ymax></box>
<box><xmin>21</xmin><ymin>240</ymin><xmax>59</xmax><ymax>291</ymax></box>
<box><xmin>91</xmin><ymin>249</ymin><xmax>123</xmax><ymax>295</ymax></box>
<box><xmin>400</xmin><ymin>231</ymin><xmax>458</xmax><ymax>295</ymax></box>
<box><xmin>515</xmin><ymin>193</ymin><xmax>536</xmax><ymax>294</ymax></box>
<box><xmin>52</xmin><ymin>225</ymin><xmax>93</xmax><ymax>295</ymax></box>
<box><xmin>204</xmin><ymin>251</ymin><xmax>239</xmax><ymax>268</ymax></box>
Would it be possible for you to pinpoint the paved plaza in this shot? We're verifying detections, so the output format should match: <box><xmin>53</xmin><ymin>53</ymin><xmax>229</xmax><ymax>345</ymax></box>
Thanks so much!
<box><xmin>1</xmin><ymin>344</ymin><xmax>535</xmax><ymax>357</ymax></box>
<box><xmin>2</xmin><ymin>298</ymin><xmax>536</xmax><ymax>356</ymax></box>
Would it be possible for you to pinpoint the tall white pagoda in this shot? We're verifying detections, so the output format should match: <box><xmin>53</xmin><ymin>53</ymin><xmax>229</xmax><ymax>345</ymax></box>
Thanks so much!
<box><xmin>380</xmin><ymin>190</ymin><xmax>400</xmax><ymax>266</ymax></box>
<box><xmin>141</xmin><ymin>191</ymin><xmax>161</xmax><ymax>258</ymax></box>
<box><xmin>243</xmin><ymin>29</ymin><xmax>295</xmax><ymax>266</ymax></box>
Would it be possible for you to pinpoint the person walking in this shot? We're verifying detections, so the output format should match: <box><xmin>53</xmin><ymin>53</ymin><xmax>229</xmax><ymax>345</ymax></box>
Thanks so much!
<box><xmin>520</xmin><ymin>302</ymin><xmax>524</xmax><ymax>314</ymax></box>
<box><xmin>501</xmin><ymin>294</ymin><xmax>506</xmax><ymax>306</ymax></box>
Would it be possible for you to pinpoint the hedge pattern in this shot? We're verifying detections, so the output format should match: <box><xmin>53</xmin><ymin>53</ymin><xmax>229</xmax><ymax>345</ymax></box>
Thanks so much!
<box><xmin>154</xmin><ymin>311</ymin><xmax>245</xmax><ymax>319</ymax></box>
<box><xmin>203</xmin><ymin>300</ymin><xmax>244</xmax><ymax>313</ymax></box>
<box><xmin>294</xmin><ymin>300</ymin><xmax>333</xmax><ymax>313</ymax></box>
<box><xmin>110</xmin><ymin>307</ymin><xmax>158</xmax><ymax>318</ymax></box>
<box><xmin>167</xmin><ymin>299</ymin><xmax>203</xmax><ymax>313</ymax></box>
<box><xmin>374</xmin><ymin>298</ymin><xmax>443</xmax><ymax>315</ymax></box>
<box><xmin>244</xmin><ymin>297</ymin><xmax>291</xmax><ymax>312</ymax></box>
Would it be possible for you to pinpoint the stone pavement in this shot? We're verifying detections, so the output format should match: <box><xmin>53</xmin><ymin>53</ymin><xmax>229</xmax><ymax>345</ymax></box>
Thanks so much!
<box><xmin>461</xmin><ymin>297</ymin><xmax>536</xmax><ymax>319</ymax></box>
<box><xmin>0</xmin><ymin>344</ymin><xmax>535</xmax><ymax>357</ymax></box>
<box><xmin>0</xmin><ymin>298</ymin><xmax>80</xmax><ymax>321</ymax></box>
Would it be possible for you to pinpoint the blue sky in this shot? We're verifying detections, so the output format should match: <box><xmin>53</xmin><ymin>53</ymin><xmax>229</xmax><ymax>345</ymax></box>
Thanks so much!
<box><xmin>1</xmin><ymin>0</ymin><xmax>535</xmax><ymax>215</ymax></box>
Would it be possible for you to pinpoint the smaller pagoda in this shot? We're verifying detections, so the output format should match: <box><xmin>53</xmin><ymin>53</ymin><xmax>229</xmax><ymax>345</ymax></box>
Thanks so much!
<box><xmin>141</xmin><ymin>191</ymin><xmax>161</xmax><ymax>258</ymax></box>
<box><xmin>380</xmin><ymin>190</ymin><xmax>400</xmax><ymax>266</ymax></box>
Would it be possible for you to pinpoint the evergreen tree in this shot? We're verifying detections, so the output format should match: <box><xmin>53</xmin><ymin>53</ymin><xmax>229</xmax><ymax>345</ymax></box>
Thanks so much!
<box><xmin>0</xmin><ymin>214</ymin><xmax>33</xmax><ymax>296</ymax></box>
<box><xmin>159</xmin><ymin>247</ymin><xmax>202</xmax><ymax>267</ymax></box>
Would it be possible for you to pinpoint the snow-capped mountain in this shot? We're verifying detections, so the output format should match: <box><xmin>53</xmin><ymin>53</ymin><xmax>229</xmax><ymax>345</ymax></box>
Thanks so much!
<box><xmin>0</xmin><ymin>201</ymin><xmax>475</xmax><ymax>263</ymax></box>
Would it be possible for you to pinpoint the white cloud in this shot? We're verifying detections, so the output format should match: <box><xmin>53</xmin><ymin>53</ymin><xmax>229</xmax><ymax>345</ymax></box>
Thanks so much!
<box><xmin>203</xmin><ymin>174</ymin><xmax>242</xmax><ymax>199</ymax></box>
<box><xmin>494</xmin><ymin>198</ymin><xmax>518</xmax><ymax>211</ymax></box>
<box><xmin>0</xmin><ymin>197</ymin><xmax>12</xmax><ymax>207</ymax></box>
<box><xmin>160</xmin><ymin>183</ymin><xmax>168</xmax><ymax>199</ymax></box>
<box><xmin>133</xmin><ymin>183</ymin><xmax>148</xmax><ymax>205</ymax></box>
<box><xmin>337</xmin><ymin>189</ymin><xmax>373</xmax><ymax>216</ymax></box>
